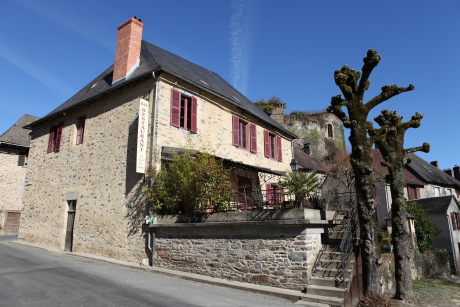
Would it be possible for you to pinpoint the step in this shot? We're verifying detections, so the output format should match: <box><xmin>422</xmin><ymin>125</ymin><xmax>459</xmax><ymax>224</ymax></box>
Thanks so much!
<box><xmin>306</xmin><ymin>284</ymin><xmax>346</xmax><ymax>298</ymax></box>
<box><xmin>309</xmin><ymin>276</ymin><xmax>349</xmax><ymax>288</ymax></box>
<box><xmin>297</xmin><ymin>293</ymin><xmax>344</xmax><ymax>307</ymax></box>
<box><xmin>311</xmin><ymin>266</ymin><xmax>352</xmax><ymax>279</ymax></box>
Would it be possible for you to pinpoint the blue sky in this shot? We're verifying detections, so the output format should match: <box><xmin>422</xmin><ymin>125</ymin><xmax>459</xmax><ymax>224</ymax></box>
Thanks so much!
<box><xmin>1</xmin><ymin>0</ymin><xmax>459</xmax><ymax>169</ymax></box>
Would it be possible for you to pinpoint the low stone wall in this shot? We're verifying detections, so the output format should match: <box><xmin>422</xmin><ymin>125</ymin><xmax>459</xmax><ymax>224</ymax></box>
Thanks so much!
<box><xmin>380</xmin><ymin>249</ymin><xmax>451</xmax><ymax>295</ymax></box>
<box><xmin>150</xmin><ymin>209</ymin><xmax>331</xmax><ymax>290</ymax></box>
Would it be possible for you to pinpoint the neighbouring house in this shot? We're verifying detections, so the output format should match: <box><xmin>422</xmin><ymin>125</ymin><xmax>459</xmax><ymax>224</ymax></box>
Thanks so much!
<box><xmin>414</xmin><ymin>196</ymin><xmax>460</xmax><ymax>275</ymax></box>
<box><xmin>19</xmin><ymin>17</ymin><xmax>297</xmax><ymax>265</ymax></box>
<box><xmin>405</xmin><ymin>153</ymin><xmax>460</xmax><ymax>200</ymax></box>
<box><xmin>0</xmin><ymin>114</ymin><xmax>39</xmax><ymax>234</ymax></box>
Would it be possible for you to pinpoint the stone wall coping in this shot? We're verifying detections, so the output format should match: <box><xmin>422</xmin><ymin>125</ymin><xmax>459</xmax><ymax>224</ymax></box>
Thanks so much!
<box><xmin>149</xmin><ymin>218</ymin><xmax>331</xmax><ymax>228</ymax></box>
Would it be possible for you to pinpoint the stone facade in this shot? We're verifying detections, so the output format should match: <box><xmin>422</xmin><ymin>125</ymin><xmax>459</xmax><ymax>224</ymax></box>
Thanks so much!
<box><xmin>19</xmin><ymin>80</ymin><xmax>153</xmax><ymax>261</ymax></box>
<box><xmin>154</xmin><ymin>75</ymin><xmax>292</xmax><ymax>190</ymax></box>
<box><xmin>0</xmin><ymin>147</ymin><xmax>27</xmax><ymax>212</ymax></box>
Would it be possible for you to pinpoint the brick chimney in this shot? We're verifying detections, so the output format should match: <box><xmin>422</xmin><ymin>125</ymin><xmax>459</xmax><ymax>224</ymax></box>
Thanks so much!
<box><xmin>454</xmin><ymin>166</ymin><xmax>460</xmax><ymax>181</ymax></box>
<box><xmin>430</xmin><ymin>161</ymin><xmax>439</xmax><ymax>168</ymax></box>
<box><xmin>113</xmin><ymin>17</ymin><xmax>144</xmax><ymax>84</ymax></box>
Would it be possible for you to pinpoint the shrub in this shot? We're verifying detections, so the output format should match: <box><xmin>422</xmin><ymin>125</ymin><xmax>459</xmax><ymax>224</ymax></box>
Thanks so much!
<box><xmin>145</xmin><ymin>148</ymin><xmax>234</xmax><ymax>214</ymax></box>
<box><xmin>407</xmin><ymin>201</ymin><xmax>441</xmax><ymax>252</ymax></box>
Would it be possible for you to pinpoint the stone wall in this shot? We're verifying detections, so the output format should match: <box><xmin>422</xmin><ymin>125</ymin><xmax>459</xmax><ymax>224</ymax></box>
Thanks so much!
<box><xmin>151</xmin><ymin>209</ymin><xmax>327</xmax><ymax>290</ymax></box>
<box><xmin>284</xmin><ymin>111</ymin><xmax>344</xmax><ymax>161</ymax></box>
<box><xmin>0</xmin><ymin>147</ymin><xmax>27</xmax><ymax>212</ymax></box>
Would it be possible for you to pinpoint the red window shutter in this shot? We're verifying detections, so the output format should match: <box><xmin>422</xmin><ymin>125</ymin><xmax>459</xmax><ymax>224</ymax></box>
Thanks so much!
<box><xmin>264</xmin><ymin>130</ymin><xmax>270</xmax><ymax>158</ymax></box>
<box><xmin>277</xmin><ymin>136</ymin><xmax>282</xmax><ymax>162</ymax></box>
<box><xmin>55</xmin><ymin>124</ymin><xmax>63</xmax><ymax>152</ymax></box>
<box><xmin>456</xmin><ymin>213</ymin><xmax>460</xmax><ymax>230</ymax></box>
<box><xmin>17</xmin><ymin>155</ymin><xmax>26</xmax><ymax>166</ymax></box>
<box><xmin>191</xmin><ymin>96</ymin><xmax>198</xmax><ymax>133</ymax></box>
<box><xmin>249</xmin><ymin>123</ymin><xmax>257</xmax><ymax>153</ymax></box>
<box><xmin>415</xmin><ymin>187</ymin><xmax>421</xmax><ymax>199</ymax></box>
<box><xmin>280</xmin><ymin>187</ymin><xmax>285</xmax><ymax>203</ymax></box>
<box><xmin>232</xmin><ymin>115</ymin><xmax>239</xmax><ymax>146</ymax></box>
<box><xmin>170</xmin><ymin>89</ymin><xmax>181</xmax><ymax>128</ymax></box>
<box><xmin>47</xmin><ymin>127</ymin><xmax>55</xmax><ymax>153</ymax></box>
<box><xmin>452</xmin><ymin>212</ymin><xmax>457</xmax><ymax>230</ymax></box>
<box><xmin>266</xmin><ymin>183</ymin><xmax>273</xmax><ymax>204</ymax></box>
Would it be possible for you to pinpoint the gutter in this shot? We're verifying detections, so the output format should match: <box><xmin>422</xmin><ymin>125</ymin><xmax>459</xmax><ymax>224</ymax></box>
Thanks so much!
<box><xmin>0</xmin><ymin>141</ymin><xmax>30</xmax><ymax>149</ymax></box>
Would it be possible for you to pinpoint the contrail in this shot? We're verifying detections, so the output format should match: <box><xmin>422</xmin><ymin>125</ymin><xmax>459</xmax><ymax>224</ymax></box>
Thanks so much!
<box><xmin>230</xmin><ymin>0</ymin><xmax>250</xmax><ymax>95</ymax></box>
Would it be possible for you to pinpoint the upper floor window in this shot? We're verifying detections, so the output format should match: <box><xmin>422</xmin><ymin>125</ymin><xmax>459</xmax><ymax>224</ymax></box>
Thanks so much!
<box><xmin>264</xmin><ymin>130</ymin><xmax>282</xmax><ymax>162</ymax></box>
<box><xmin>407</xmin><ymin>186</ymin><xmax>421</xmax><ymax>200</ymax></box>
<box><xmin>76</xmin><ymin>116</ymin><xmax>86</xmax><ymax>145</ymax></box>
<box><xmin>232</xmin><ymin>115</ymin><xmax>256</xmax><ymax>153</ymax></box>
<box><xmin>434</xmin><ymin>186</ymin><xmax>441</xmax><ymax>197</ymax></box>
<box><xmin>47</xmin><ymin>123</ymin><xmax>63</xmax><ymax>153</ymax></box>
<box><xmin>327</xmin><ymin>124</ymin><xmax>333</xmax><ymax>138</ymax></box>
<box><xmin>170</xmin><ymin>89</ymin><xmax>197</xmax><ymax>133</ymax></box>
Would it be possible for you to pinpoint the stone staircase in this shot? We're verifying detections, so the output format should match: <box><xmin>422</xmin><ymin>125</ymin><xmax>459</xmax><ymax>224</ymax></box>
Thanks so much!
<box><xmin>297</xmin><ymin>214</ymin><xmax>356</xmax><ymax>307</ymax></box>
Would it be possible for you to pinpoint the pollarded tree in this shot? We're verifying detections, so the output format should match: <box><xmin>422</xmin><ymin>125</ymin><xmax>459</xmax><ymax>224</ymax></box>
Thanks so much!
<box><xmin>327</xmin><ymin>49</ymin><xmax>415</xmax><ymax>296</ymax></box>
<box><xmin>369</xmin><ymin>110</ymin><xmax>430</xmax><ymax>303</ymax></box>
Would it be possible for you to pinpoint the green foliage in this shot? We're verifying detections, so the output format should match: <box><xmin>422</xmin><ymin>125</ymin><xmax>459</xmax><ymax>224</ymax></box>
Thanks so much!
<box><xmin>279</xmin><ymin>171</ymin><xmax>320</xmax><ymax>207</ymax></box>
<box><xmin>407</xmin><ymin>201</ymin><xmax>441</xmax><ymax>252</ymax></box>
<box><xmin>145</xmin><ymin>149</ymin><xmax>234</xmax><ymax>214</ymax></box>
<box><xmin>254</xmin><ymin>96</ymin><xmax>286</xmax><ymax>115</ymax></box>
<box><xmin>308</xmin><ymin>128</ymin><xmax>321</xmax><ymax>143</ymax></box>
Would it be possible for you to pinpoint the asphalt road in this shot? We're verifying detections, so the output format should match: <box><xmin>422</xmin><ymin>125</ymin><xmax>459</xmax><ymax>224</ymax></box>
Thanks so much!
<box><xmin>0</xmin><ymin>236</ymin><xmax>294</xmax><ymax>307</ymax></box>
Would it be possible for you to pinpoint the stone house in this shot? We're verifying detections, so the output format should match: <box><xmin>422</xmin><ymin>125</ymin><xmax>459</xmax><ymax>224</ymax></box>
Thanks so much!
<box><xmin>0</xmin><ymin>114</ymin><xmax>38</xmax><ymax>234</ymax></box>
<box><xmin>414</xmin><ymin>196</ymin><xmax>460</xmax><ymax>275</ymax></box>
<box><xmin>19</xmin><ymin>17</ymin><xmax>296</xmax><ymax>263</ymax></box>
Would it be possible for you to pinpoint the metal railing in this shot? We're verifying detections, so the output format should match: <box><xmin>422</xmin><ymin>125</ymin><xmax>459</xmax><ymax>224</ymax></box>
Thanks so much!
<box><xmin>232</xmin><ymin>189</ymin><xmax>293</xmax><ymax>211</ymax></box>
<box><xmin>339</xmin><ymin>202</ymin><xmax>358</xmax><ymax>288</ymax></box>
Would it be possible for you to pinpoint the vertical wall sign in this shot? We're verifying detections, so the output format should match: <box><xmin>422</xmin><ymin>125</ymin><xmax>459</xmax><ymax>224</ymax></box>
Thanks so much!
<box><xmin>136</xmin><ymin>98</ymin><xmax>149</xmax><ymax>173</ymax></box>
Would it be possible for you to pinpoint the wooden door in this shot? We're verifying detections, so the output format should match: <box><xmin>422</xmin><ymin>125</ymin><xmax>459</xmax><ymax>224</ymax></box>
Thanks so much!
<box><xmin>64</xmin><ymin>200</ymin><xmax>76</xmax><ymax>252</ymax></box>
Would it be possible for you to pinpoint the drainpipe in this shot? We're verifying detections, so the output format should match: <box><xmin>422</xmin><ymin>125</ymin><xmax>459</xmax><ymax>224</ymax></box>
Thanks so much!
<box><xmin>147</xmin><ymin>71</ymin><xmax>160</xmax><ymax>267</ymax></box>
<box><xmin>151</xmin><ymin>71</ymin><xmax>160</xmax><ymax>166</ymax></box>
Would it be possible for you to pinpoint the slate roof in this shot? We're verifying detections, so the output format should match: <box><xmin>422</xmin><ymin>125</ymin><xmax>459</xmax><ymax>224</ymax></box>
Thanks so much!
<box><xmin>27</xmin><ymin>41</ymin><xmax>296</xmax><ymax>139</ymax></box>
<box><xmin>0</xmin><ymin>114</ymin><xmax>40</xmax><ymax>148</ymax></box>
<box><xmin>414</xmin><ymin>195</ymin><xmax>458</xmax><ymax>214</ymax></box>
<box><xmin>293</xmin><ymin>147</ymin><xmax>329</xmax><ymax>173</ymax></box>
<box><xmin>406</xmin><ymin>153</ymin><xmax>460</xmax><ymax>188</ymax></box>
<box><xmin>371</xmin><ymin>150</ymin><xmax>425</xmax><ymax>186</ymax></box>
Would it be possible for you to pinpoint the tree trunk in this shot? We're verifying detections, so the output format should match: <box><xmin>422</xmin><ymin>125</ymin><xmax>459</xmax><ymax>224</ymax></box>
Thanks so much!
<box><xmin>388</xmin><ymin>157</ymin><xmax>415</xmax><ymax>302</ymax></box>
<box><xmin>349</xmin><ymin>117</ymin><xmax>382</xmax><ymax>296</ymax></box>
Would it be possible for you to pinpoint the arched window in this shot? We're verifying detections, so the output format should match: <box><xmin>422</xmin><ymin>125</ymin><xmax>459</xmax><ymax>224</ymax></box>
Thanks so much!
<box><xmin>327</xmin><ymin>124</ymin><xmax>333</xmax><ymax>138</ymax></box>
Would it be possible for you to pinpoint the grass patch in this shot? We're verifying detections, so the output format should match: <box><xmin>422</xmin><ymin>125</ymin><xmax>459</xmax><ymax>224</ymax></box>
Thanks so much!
<box><xmin>413</xmin><ymin>278</ymin><xmax>460</xmax><ymax>306</ymax></box>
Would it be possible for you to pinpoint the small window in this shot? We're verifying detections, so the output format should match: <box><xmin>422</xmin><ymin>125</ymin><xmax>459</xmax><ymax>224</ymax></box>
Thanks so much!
<box><xmin>170</xmin><ymin>89</ymin><xmax>197</xmax><ymax>133</ymax></box>
<box><xmin>434</xmin><ymin>186</ymin><xmax>440</xmax><ymax>197</ymax></box>
<box><xmin>327</xmin><ymin>124</ymin><xmax>333</xmax><ymax>138</ymax></box>
<box><xmin>47</xmin><ymin>123</ymin><xmax>64</xmax><ymax>153</ymax></box>
<box><xmin>303</xmin><ymin>143</ymin><xmax>311</xmax><ymax>155</ymax></box>
<box><xmin>76</xmin><ymin>116</ymin><xmax>86</xmax><ymax>145</ymax></box>
<box><xmin>17</xmin><ymin>153</ymin><xmax>28</xmax><ymax>167</ymax></box>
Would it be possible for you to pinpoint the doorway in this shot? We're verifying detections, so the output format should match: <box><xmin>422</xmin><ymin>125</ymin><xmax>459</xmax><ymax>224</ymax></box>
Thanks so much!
<box><xmin>64</xmin><ymin>200</ymin><xmax>76</xmax><ymax>252</ymax></box>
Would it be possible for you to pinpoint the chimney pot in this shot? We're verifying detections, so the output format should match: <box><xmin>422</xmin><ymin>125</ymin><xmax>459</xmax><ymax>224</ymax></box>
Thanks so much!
<box><xmin>113</xmin><ymin>17</ymin><xmax>144</xmax><ymax>84</ymax></box>
<box><xmin>430</xmin><ymin>161</ymin><xmax>439</xmax><ymax>168</ymax></box>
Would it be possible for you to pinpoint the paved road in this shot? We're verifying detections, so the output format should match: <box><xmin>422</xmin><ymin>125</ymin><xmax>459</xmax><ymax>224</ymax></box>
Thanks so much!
<box><xmin>0</xmin><ymin>236</ymin><xmax>294</xmax><ymax>307</ymax></box>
